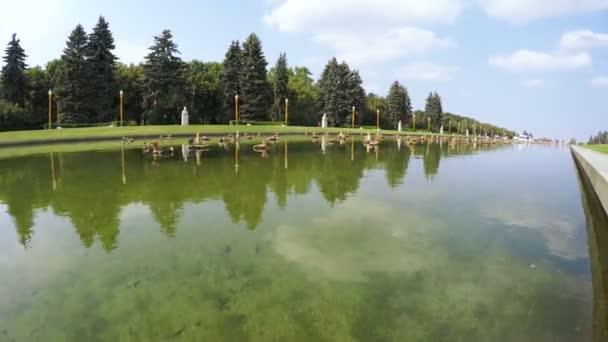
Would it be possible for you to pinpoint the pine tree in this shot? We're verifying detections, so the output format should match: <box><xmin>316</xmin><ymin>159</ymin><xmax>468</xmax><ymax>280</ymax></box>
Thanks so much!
<box><xmin>317</xmin><ymin>58</ymin><xmax>365</xmax><ymax>127</ymax></box>
<box><xmin>239</xmin><ymin>33</ymin><xmax>270</xmax><ymax>121</ymax></box>
<box><xmin>221</xmin><ymin>41</ymin><xmax>241</xmax><ymax>123</ymax></box>
<box><xmin>272</xmin><ymin>53</ymin><xmax>289</xmax><ymax>122</ymax></box>
<box><xmin>57</xmin><ymin>25</ymin><xmax>94</xmax><ymax>124</ymax></box>
<box><xmin>142</xmin><ymin>29</ymin><xmax>184</xmax><ymax>124</ymax></box>
<box><xmin>86</xmin><ymin>16</ymin><xmax>116</xmax><ymax>122</ymax></box>
<box><xmin>386</xmin><ymin>81</ymin><xmax>411</xmax><ymax>129</ymax></box>
<box><xmin>433</xmin><ymin>92</ymin><xmax>443</xmax><ymax>130</ymax></box>
<box><xmin>425</xmin><ymin>91</ymin><xmax>443</xmax><ymax>131</ymax></box>
<box><xmin>2</xmin><ymin>34</ymin><xmax>28</xmax><ymax>107</ymax></box>
<box><xmin>317</xmin><ymin>57</ymin><xmax>339</xmax><ymax>125</ymax></box>
<box><xmin>344</xmin><ymin>66</ymin><xmax>366</xmax><ymax>127</ymax></box>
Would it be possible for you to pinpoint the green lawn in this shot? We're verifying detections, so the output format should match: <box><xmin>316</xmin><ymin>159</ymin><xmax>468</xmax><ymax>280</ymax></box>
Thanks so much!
<box><xmin>585</xmin><ymin>144</ymin><xmax>608</xmax><ymax>154</ymax></box>
<box><xmin>0</xmin><ymin>125</ymin><xmax>437</xmax><ymax>145</ymax></box>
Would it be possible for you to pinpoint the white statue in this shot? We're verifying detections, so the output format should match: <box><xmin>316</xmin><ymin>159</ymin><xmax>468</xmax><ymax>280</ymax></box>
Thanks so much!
<box><xmin>397</xmin><ymin>120</ymin><xmax>402</xmax><ymax>132</ymax></box>
<box><xmin>321</xmin><ymin>113</ymin><xmax>328</xmax><ymax>128</ymax></box>
<box><xmin>439</xmin><ymin>125</ymin><xmax>444</xmax><ymax>135</ymax></box>
<box><xmin>181</xmin><ymin>106</ymin><xmax>189</xmax><ymax>126</ymax></box>
<box><xmin>466</xmin><ymin>129</ymin><xmax>469</xmax><ymax>137</ymax></box>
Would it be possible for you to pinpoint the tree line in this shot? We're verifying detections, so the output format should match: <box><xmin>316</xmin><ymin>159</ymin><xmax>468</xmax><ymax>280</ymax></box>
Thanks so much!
<box><xmin>1</xmin><ymin>16</ymin><xmax>515</xmax><ymax>135</ymax></box>
<box><xmin>588</xmin><ymin>131</ymin><xmax>608</xmax><ymax>144</ymax></box>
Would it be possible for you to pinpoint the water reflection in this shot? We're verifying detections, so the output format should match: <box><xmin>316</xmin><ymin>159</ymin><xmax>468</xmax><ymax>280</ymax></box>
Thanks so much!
<box><xmin>0</xmin><ymin>140</ymin><xmax>505</xmax><ymax>250</ymax></box>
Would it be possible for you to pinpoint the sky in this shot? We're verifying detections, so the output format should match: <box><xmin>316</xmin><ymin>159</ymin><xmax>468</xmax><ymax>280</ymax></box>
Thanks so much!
<box><xmin>0</xmin><ymin>0</ymin><xmax>606</xmax><ymax>140</ymax></box>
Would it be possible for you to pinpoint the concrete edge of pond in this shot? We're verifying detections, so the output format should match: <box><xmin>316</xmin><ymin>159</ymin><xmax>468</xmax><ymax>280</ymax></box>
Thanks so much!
<box><xmin>571</xmin><ymin>145</ymin><xmax>608</xmax><ymax>216</ymax></box>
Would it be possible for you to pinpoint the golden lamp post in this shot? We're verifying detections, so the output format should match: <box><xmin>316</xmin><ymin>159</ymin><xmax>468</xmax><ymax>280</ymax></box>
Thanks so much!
<box><xmin>119</xmin><ymin>89</ymin><xmax>124</xmax><ymax>127</ymax></box>
<box><xmin>376</xmin><ymin>109</ymin><xmax>380</xmax><ymax>130</ymax></box>
<box><xmin>351</xmin><ymin>106</ymin><xmax>356</xmax><ymax>129</ymax></box>
<box><xmin>234</xmin><ymin>94</ymin><xmax>239</xmax><ymax>125</ymax></box>
<box><xmin>284</xmin><ymin>98</ymin><xmax>289</xmax><ymax>125</ymax></box>
<box><xmin>47</xmin><ymin>89</ymin><xmax>53</xmax><ymax>130</ymax></box>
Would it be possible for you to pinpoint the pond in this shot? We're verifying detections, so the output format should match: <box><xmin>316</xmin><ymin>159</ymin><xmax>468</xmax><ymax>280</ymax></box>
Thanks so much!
<box><xmin>0</xmin><ymin>137</ymin><xmax>599</xmax><ymax>341</ymax></box>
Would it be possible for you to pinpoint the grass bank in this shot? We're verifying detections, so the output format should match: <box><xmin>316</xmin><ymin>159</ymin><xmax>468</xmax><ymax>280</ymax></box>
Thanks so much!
<box><xmin>585</xmin><ymin>144</ymin><xmax>608</xmax><ymax>154</ymax></box>
<box><xmin>0</xmin><ymin>125</ymin><xmax>435</xmax><ymax>146</ymax></box>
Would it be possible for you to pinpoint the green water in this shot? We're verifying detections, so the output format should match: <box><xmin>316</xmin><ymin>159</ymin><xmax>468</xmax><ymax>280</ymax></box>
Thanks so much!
<box><xmin>0</xmin><ymin>139</ymin><xmax>595</xmax><ymax>341</ymax></box>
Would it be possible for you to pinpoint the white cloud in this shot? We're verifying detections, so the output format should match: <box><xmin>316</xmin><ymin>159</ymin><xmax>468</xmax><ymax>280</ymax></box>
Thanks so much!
<box><xmin>264</xmin><ymin>0</ymin><xmax>463</xmax><ymax>32</ymax></box>
<box><xmin>522</xmin><ymin>79</ymin><xmax>546</xmax><ymax>87</ymax></box>
<box><xmin>115</xmin><ymin>40</ymin><xmax>149</xmax><ymax>65</ymax></box>
<box><xmin>264</xmin><ymin>0</ymin><xmax>458</xmax><ymax>65</ymax></box>
<box><xmin>560</xmin><ymin>29</ymin><xmax>608</xmax><ymax>50</ymax></box>
<box><xmin>489</xmin><ymin>50</ymin><xmax>591</xmax><ymax>72</ymax></box>
<box><xmin>478</xmin><ymin>0</ymin><xmax>608</xmax><ymax>23</ymax></box>
<box><xmin>315</xmin><ymin>27</ymin><xmax>454</xmax><ymax>65</ymax></box>
<box><xmin>397</xmin><ymin>62</ymin><xmax>458</xmax><ymax>81</ymax></box>
<box><xmin>591</xmin><ymin>76</ymin><xmax>608</xmax><ymax>86</ymax></box>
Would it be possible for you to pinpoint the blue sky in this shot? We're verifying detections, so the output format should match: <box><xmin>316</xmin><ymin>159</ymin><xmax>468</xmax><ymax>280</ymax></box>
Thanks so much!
<box><xmin>0</xmin><ymin>0</ymin><xmax>606</xmax><ymax>140</ymax></box>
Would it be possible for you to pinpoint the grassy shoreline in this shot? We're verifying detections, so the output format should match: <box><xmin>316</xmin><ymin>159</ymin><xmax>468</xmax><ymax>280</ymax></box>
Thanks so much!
<box><xmin>585</xmin><ymin>144</ymin><xmax>608</xmax><ymax>154</ymax></box>
<box><xmin>0</xmin><ymin>125</ymin><xmax>437</xmax><ymax>146</ymax></box>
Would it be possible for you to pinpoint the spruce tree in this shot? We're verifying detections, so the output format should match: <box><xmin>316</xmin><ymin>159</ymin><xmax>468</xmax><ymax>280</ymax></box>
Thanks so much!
<box><xmin>142</xmin><ymin>29</ymin><xmax>184</xmax><ymax>124</ymax></box>
<box><xmin>344</xmin><ymin>66</ymin><xmax>366</xmax><ymax>126</ymax></box>
<box><xmin>57</xmin><ymin>25</ymin><xmax>93</xmax><ymax>124</ymax></box>
<box><xmin>433</xmin><ymin>92</ymin><xmax>443</xmax><ymax>129</ymax></box>
<box><xmin>386</xmin><ymin>81</ymin><xmax>411</xmax><ymax>129</ymax></box>
<box><xmin>221</xmin><ymin>41</ymin><xmax>241</xmax><ymax>123</ymax></box>
<box><xmin>317</xmin><ymin>57</ymin><xmax>339</xmax><ymax>125</ymax></box>
<box><xmin>1</xmin><ymin>34</ymin><xmax>28</xmax><ymax>107</ymax></box>
<box><xmin>424</xmin><ymin>92</ymin><xmax>443</xmax><ymax>131</ymax></box>
<box><xmin>239</xmin><ymin>33</ymin><xmax>270</xmax><ymax>121</ymax></box>
<box><xmin>317</xmin><ymin>58</ymin><xmax>365</xmax><ymax>126</ymax></box>
<box><xmin>86</xmin><ymin>16</ymin><xmax>116</xmax><ymax>122</ymax></box>
<box><xmin>272</xmin><ymin>53</ymin><xmax>289</xmax><ymax>122</ymax></box>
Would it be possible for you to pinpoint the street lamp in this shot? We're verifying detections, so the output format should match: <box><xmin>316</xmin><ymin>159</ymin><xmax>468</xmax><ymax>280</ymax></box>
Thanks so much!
<box><xmin>234</xmin><ymin>94</ymin><xmax>239</xmax><ymax>125</ymax></box>
<box><xmin>285</xmin><ymin>98</ymin><xmax>289</xmax><ymax>125</ymax></box>
<box><xmin>48</xmin><ymin>89</ymin><xmax>53</xmax><ymax>130</ymax></box>
<box><xmin>351</xmin><ymin>106</ymin><xmax>355</xmax><ymax>129</ymax></box>
<box><xmin>119</xmin><ymin>90</ymin><xmax>124</xmax><ymax>127</ymax></box>
<box><xmin>376</xmin><ymin>109</ymin><xmax>380</xmax><ymax>130</ymax></box>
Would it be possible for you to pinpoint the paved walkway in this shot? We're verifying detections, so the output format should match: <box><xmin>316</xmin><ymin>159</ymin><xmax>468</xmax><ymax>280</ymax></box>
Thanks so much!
<box><xmin>571</xmin><ymin>145</ymin><xmax>608</xmax><ymax>216</ymax></box>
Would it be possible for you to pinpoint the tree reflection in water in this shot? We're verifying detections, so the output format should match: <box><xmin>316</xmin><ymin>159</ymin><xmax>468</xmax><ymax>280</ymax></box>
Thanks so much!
<box><xmin>0</xmin><ymin>140</ymin><xmax>499</xmax><ymax>250</ymax></box>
